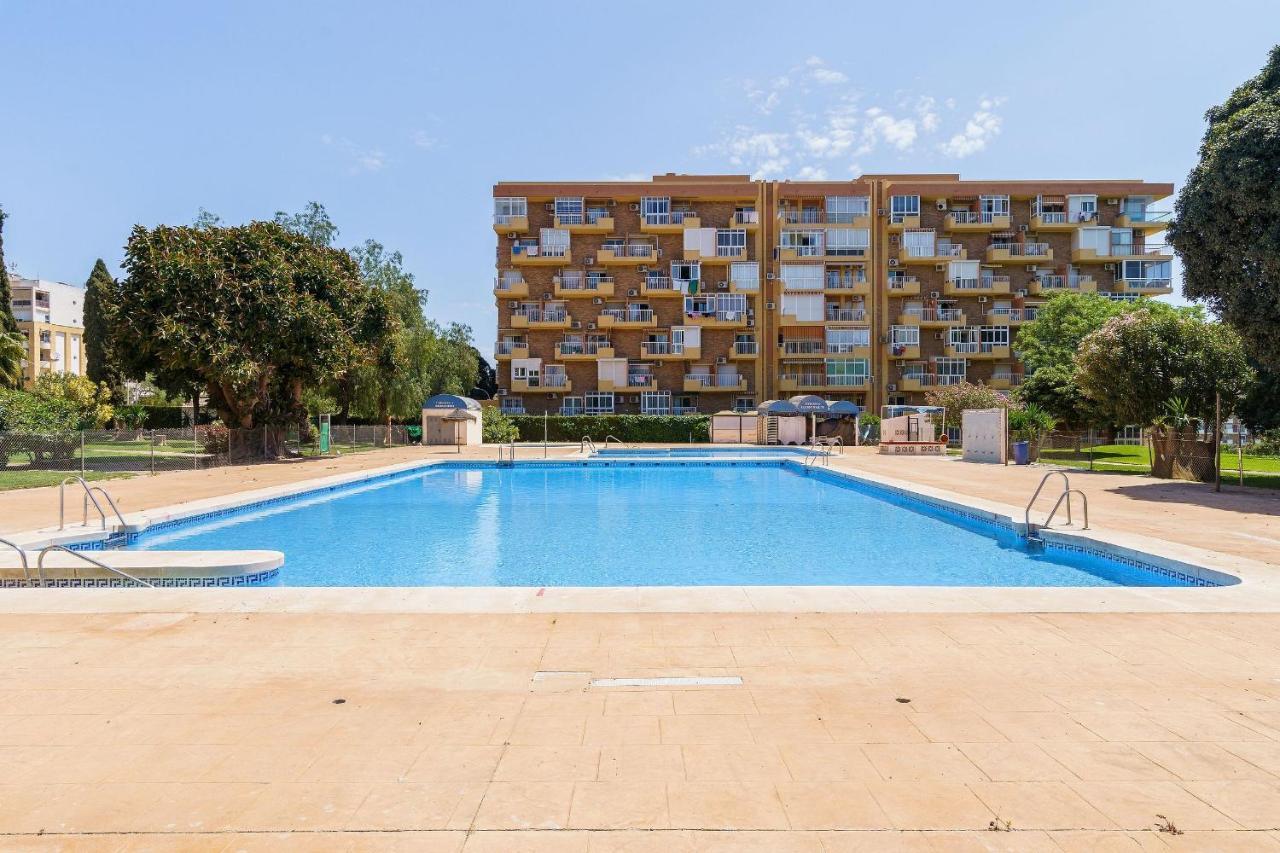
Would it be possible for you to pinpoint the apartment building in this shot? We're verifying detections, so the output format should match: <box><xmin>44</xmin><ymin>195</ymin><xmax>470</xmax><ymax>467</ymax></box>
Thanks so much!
<box><xmin>7</xmin><ymin>276</ymin><xmax>88</xmax><ymax>384</ymax></box>
<box><xmin>492</xmin><ymin>174</ymin><xmax>1172</xmax><ymax>415</ymax></box>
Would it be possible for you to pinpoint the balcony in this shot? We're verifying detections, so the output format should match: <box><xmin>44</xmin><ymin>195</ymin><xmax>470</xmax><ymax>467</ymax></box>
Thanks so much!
<box><xmin>945</xmin><ymin>342</ymin><xmax>1011</xmax><ymax>360</ymax></box>
<box><xmin>640</xmin><ymin>211</ymin><xmax>699</xmax><ymax>233</ymax></box>
<box><xmin>779</xmin><ymin>373</ymin><xmax>869</xmax><ymax>392</ymax></box>
<box><xmin>900</xmin><ymin>374</ymin><xmax>964</xmax><ymax>392</ymax></box>
<box><xmin>825</xmin><ymin>307</ymin><xmax>867</xmax><ymax>323</ymax></box>
<box><xmin>493</xmin><ymin>213</ymin><xmax>529</xmax><ymax>234</ymax></box>
<box><xmin>494</xmin><ymin>277</ymin><xmax>529</xmax><ymax>298</ymax></box>
<box><xmin>557</xmin><ymin>342</ymin><xmax>614</xmax><ymax>360</ymax></box>
<box><xmin>779</xmin><ymin>340</ymin><xmax>825</xmax><ymax>358</ymax></box>
<box><xmin>985</xmin><ymin>243</ymin><xmax>1053</xmax><ymax>264</ymax></box>
<box><xmin>511</xmin><ymin>374</ymin><xmax>572</xmax><ymax>394</ymax></box>
<box><xmin>1029</xmin><ymin>274</ymin><xmax>1097</xmax><ymax>295</ymax></box>
<box><xmin>495</xmin><ymin>340</ymin><xmax>529</xmax><ymax>360</ymax></box>
<box><xmin>554</xmin><ymin>274</ymin><xmax>615</xmax><ymax>298</ymax></box>
<box><xmin>511</xmin><ymin>243</ymin><xmax>570</xmax><ymax>266</ymax></box>
<box><xmin>987</xmin><ymin>369</ymin><xmax>1023</xmax><ymax>390</ymax></box>
<box><xmin>553</xmin><ymin>213</ymin><xmax>614</xmax><ymax>234</ymax></box>
<box><xmin>778</xmin><ymin>208</ymin><xmax>872</xmax><ymax>229</ymax></box>
<box><xmin>732</xmin><ymin>210</ymin><xmax>760</xmax><ymax>230</ymax></box>
<box><xmin>945</xmin><ymin>211</ymin><xmax>1011</xmax><ymax>232</ymax></box>
<box><xmin>642</xmin><ymin>276</ymin><xmax>683</xmax><ymax>297</ymax></box>
<box><xmin>826</xmin><ymin>343</ymin><xmax>872</xmax><ymax>359</ymax></box>
<box><xmin>1030</xmin><ymin>209</ymin><xmax>1096</xmax><ymax>231</ymax></box>
<box><xmin>626</xmin><ymin>373</ymin><xmax>658</xmax><ymax>392</ymax></box>
<box><xmin>986</xmin><ymin>307</ymin><xmax>1038</xmax><ymax>325</ymax></box>
<box><xmin>596</xmin><ymin>243</ymin><xmax>657</xmax><ymax>265</ymax></box>
<box><xmin>684</xmin><ymin>374</ymin><xmax>747</xmax><ymax>393</ymax></box>
<box><xmin>887</xmin><ymin>341</ymin><xmax>921</xmax><ymax>360</ymax></box>
<box><xmin>1114</xmin><ymin>278</ymin><xmax>1174</xmax><ymax>296</ymax></box>
<box><xmin>685</xmin><ymin>310</ymin><xmax>749</xmax><ymax>329</ymax></box>
<box><xmin>731</xmin><ymin>340</ymin><xmax>759</xmax><ymax>359</ymax></box>
<box><xmin>598</xmin><ymin>308</ymin><xmax>657</xmax><ymax>329</ymax></box>
<box><xmin>824</xmin><ymin>276</ymin><xmax>870</xmax><ymax>296</ymax></box>
<box><xmin>1072</xmin><ymin>243</ymin><xmax>1173</xmax><ymax>263</ymax></box>
<box><xmin>944</xmin><ymin>275</ymin><xmax>1011</xmax><ymax>296</ymax></box>
<box><xmin>511</xmin><ymin>308</ymin><xmax>572</xmax><ymax>329</ymax></box>
<box><xmin>641</xmin><ymin>341</ymin><xmax>701</xmax><ymax>361</ymax></box>
<box><xmin>898</xmin><ymin>308</ymin><xmax>966</xmax><ymax>327</ymax></box>
<box><xmin>887</xmin><ymin>212</ymin><xmax>921</xmax><ymax>232</ymax></box>
<box><xmin>685</xmin><ymin>244</ymin><xmax>748</xmax><ymax>265</ymax></box>
<box><xmin>887</xmin><ymin>276</ymin><xmax>921</xmax><ymax>296</ymax></box>
<box><xmin>898</xmin><ymin>243</ymin><xmax>966</xmax><ymax>264</ymax></box>
<box><xmin>1115</xmin><ymin>210</ymin><xmax>1172</xmax><ymax>232</ymax></box>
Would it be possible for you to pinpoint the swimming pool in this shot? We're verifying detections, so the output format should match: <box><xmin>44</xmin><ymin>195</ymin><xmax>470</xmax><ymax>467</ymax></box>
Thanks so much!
<box><xmin>593</xmin><ymin>446</ymin><xmax>816</xmax><ymax>458</ymax></box>
<box><xmin>121</xmin><ymin>462</ymin><xmax>1216</xmax><ymax>588</ymax></box>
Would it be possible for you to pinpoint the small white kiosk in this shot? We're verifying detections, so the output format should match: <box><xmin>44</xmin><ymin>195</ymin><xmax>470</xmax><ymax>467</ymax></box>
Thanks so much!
<box><xmin>421</xmin><ymin>394</ymin><xmax>484</xmax><ymax>447</ymax></box>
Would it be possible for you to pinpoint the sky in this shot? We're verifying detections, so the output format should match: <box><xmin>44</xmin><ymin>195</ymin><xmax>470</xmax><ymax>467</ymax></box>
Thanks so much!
<box><xmin>2</xmin><ymin>1</ymin><xmax>1277</xmax><ymax>344</ymax></box>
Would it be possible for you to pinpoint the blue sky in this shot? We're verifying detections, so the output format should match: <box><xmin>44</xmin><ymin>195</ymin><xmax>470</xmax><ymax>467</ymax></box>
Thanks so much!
<box><xmin>2</xmin><ymin>2</ymin><xmax>1277</xmax><ymax>340</ymax></box>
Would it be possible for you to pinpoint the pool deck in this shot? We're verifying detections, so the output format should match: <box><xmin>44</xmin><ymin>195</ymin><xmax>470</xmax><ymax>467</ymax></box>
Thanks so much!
<box><xmin>2</xmin><ymin>445</ymin><xmax>1280</xmax><ymax>849</ymax></box>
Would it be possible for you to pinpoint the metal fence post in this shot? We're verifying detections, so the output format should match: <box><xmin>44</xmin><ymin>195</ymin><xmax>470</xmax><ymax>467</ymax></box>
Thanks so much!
<box><xmin>150</xmin><ymin>431</ymin><xmax>156</xmax><ymax>475</ymax></box>
<box><xmin>80</xmin><ymin>431</ymin><xmax>85</xmax><ymax>477</ymax></box>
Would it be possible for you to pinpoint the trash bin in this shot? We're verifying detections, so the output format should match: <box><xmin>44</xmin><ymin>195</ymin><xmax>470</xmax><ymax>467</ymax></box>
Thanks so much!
<box><xmin>1013</xmin><ymin>441</ymin><xmax>1030</xmax><ymax>465</ymax></box>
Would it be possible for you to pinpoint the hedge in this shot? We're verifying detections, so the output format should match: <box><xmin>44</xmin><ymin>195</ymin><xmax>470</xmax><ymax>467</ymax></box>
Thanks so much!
<box><xmin>507</xmin><ymin>414</ymin><xmax>710</xmax><ymax>443</ymax></box>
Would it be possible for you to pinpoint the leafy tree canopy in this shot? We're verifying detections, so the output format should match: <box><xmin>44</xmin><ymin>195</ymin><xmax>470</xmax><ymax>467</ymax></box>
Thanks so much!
<box><xmin>1075</xmin><ymin>308</ymin><xmax>1255</xmax><ymax>426</ymax></box>
<box><xmin>83</xmin><ymin>258</ymin><xmax>124</xmax><ymax>395</ymax></box>
<box><xmin>0</xmin><ymin>206</ymin><xmax>18</xmax><ymax>335</ymax></box>
<box><xmin>922</xmin><ymin>381</ymin><xmax>1013</xmax><ymax>429</ymax></box>
<box><xmin>1168</xmin><ymin>45</ymin><xmax>1280</xmax><ymax>370</ymax></box>
<box><xmin>0</xmin><ymin>374</ymin><xmax>114</xmax><ymax>432</ymax></box>
<box><xmin>1238</xmin><ymin>363</ymin><xmax>1280</xmax><ymax>432</ymax></box>
<box><xmin>0</xmin><ymin>331</ymin><xmax>25</xmax><ymax>389</ymax></box>
<box><xmin>274</xmin><ymin>201</ymin><xmax>340</xmax><ymax>248</ymax></box>
<box><xmin>113</xmin><ymin>221</ymin><xmax>390</xmax><ymax>442</ymax></box>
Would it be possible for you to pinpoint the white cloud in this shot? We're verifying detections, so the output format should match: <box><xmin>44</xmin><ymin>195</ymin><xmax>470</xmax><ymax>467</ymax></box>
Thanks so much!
<box><xmin>322</xmin><ymin>135</ymin><xmax>386</xmax><ymax>174</ymax></box>
<box><xmin>695</xmin><ymin>67</ymin><xmax>1007</xmax><ymax>177</ymax></box>
<box><xmin>938</xmin><ymin>97</ymin><xmax>1005</xmax><ymax>158</ymax></box>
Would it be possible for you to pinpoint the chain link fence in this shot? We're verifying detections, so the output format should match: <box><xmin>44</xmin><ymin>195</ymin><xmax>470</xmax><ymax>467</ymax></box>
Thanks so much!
<box><xmin>1034</xmin><ymin>428</ymin><xmax>1221</xmax><ymax>482</ymax></box>
<box><xmin>0</xmin><ymin>425</ymin><xmax>418</xmax><ymax>479</ymax></box>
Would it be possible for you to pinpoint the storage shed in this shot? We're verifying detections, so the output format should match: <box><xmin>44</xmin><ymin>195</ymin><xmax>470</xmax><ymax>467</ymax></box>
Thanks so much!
<box><xmin>421</xmin><ymin>394</ymin><xmax>484</xmax><ymax>446</ymax></box>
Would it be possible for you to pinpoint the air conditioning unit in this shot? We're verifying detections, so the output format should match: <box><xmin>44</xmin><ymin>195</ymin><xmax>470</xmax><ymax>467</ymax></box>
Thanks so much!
<box><xmin>1016</xmin><ymin>289</ymin><xmax>1028</xmax><ymax>297</ymax></box>
<box><xmin>629</xmin><ymin>203</ymin><xmax>640</xmax><ymax>211</ymax></box>
<box><xmin>876</xmin><ymin>208</ymin><xmax>888</xmax><ymax>216</ymax></box>
<box><xmin>1105</xmin><ymin>198</ymin><xmax>1120</xmax><ymax>205</ymax></box>
<box><xmin>929</xmin><ymin>291</ymin><xmax>941</xmax><ymax>299</ymax></box>
<box><xmin>879</xmin><ymin>334</ymin><xmax>889</xmax><ymax>344</ymax></box>
<box><xmin>592</xmin><ymin>297</ymin><xmax>603</xmax><ymax>305</ymax></box>
<box><xmin>571</xmin><ymin>320</ymin><xmax>582</xmax><ymax>329</ymax></box>
<box><xmin>889</xmin><ymin>235</ymin><xmax>900</xmax><ymax>246</ymax></box>
<box><xmin>746</xmin><ymin>319</ymin><xmax>755</xmax><ymax>327</ymax></box>
<box><xmin>717</xmin><ymin>281</ymin><xmax>728</xmax><ymax>290</ymax></box>
<box><xmin>638</xmin><ymin>266</ymin><xmax>648</xmax><ymax>273</ymax></box>
<box><xmin>608</xmin><ymin>199</ymin><xmax>616</xmax><ymax>207</ymax></box>
<box><xmin>888</xmin><ymin>258</ymin><xmax>899</xmax><ymax>267</ymax></box>
<box><xmin>896</xmin><ymin>360</ymin><xmax>905</xmax><ymax>367</ymax></box>
<box><xmin>656</xmin><ymin>248</ymin><xmax>663</xmax><ymax>257</ymax></box>
<box><xmin>508</xmin><ymin>301</ymin><xmax>519</xmax><ymax>308</ymax></box>
<box><xmin>716</xmin><ymin>356</ymin><xmax>727</xmax><ymax>365</ymax></box>
<box><xmin>934</xmin><ymin>332</ymin><xmax>945</xmax><ymax>340</ymax></box>
<box><xmin>626</xmin><ymin>288</ymin><xmax>638</xmax><ymax>297</ymax></box>
<box><xmin>587</xmin><ymin>322</ymin><xmax>597</xmax><ymax>330</ymax></box>
<box><xmin>765</xmin><ymin>301</ymin><xmax>776</xmax><ymax>310</ymax></box>
<box><xmin>542</xmin><ymin>292</ymin><xmax>553</xmax><ymax>300</ymax></box>
<box><xmin>496</xmin><ymin>389</ymin><xmax>508</xmax><ymax>396</ymax></box>
<box><xmin>507</xmin><ymin>232</ymin><xmax>517</xmax><ymax>239</ymax></box>
<box><xmin>766</xmin><ymin>272</ymin><xmax>775</xmax><ymax>280</ymax></box>
<box><xmin>1028</xmin><ymin>265</ymin><xmax>1038</xmax><ymax>273</ymax></box>
<box><xmin>887</xmin><ymin>383</ymin><xmax>897</xmax><ymax>392</ymax></box>
<box><xmin>544</xmin><ymin>203</ymin><xmax>555</xmax><ymax>211</ymax></box>
<box><xmin>584</xmin><ymin>257</ymin><xmax>594</xmax><ymax>265</ymax></box>
<box><xmin>934</xmin><ymin>264</ymin><xmax>945</xmax><ymax>272</ymax></box>
<box><xmin>1018</xmin><ymin>224</ymin><xmax>1028</xmax><ymax>232</ymax></box>
<box><xmin>1104</xmin><ymin>263</ymin><xmax>1116</xmax><ymax>271</ymax></box>
<box><xmin>936</xmin><ymin>200</ymin><xmax>947</xmax><ymax>211</ymax></box>
<box><xmin>978</xmin><ymin>296</ymin><xmax>988</xmax><ymax>303</ymax></box>
<box><xmin>549</xmin><ymin>393</ymin><xmax>558</xmax><ymax>399</ymax></box>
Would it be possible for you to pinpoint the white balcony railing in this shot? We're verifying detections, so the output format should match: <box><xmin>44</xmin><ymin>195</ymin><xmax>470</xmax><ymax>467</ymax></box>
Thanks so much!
<box><xmin>733</xmin><ymin>341</ymin><xmax>758</xmax><ymax>355</ymax></box>
<box><xmin>992</xmin><ymin>242</ymin><xmax>1051</xmax><ymax>257</ymax></box>
<box><xmin>782</xmin><ymin>341</ymin><xmax>825</xmax><ymax>355</ymax></box>
<box><xmin>602</xmin><ymin>308</ymin><xmax>655</xmax><ymax>323</ymax></box>
<box><xmin>826</xmin><ymin>308</ymin><xmax>866</xmax><ymax>322</ymax></box>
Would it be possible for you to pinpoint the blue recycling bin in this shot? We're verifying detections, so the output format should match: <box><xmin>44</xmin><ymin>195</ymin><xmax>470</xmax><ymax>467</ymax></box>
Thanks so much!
<box><xmin>1013</xmin><ymin>441</ymin><xmax>1030</xmax><ymax>465</ymax></box>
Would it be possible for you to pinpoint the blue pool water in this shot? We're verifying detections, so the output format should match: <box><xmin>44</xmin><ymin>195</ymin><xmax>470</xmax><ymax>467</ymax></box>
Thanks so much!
<box><xmin>595</xmin><ymin>446</ymin><xmax>815</xmax><ymax>458</ymax></box>
<box><xmin>122</xmin><ymin>462</ymin><xmax>1206</xmax><ymax>587</ymax></box>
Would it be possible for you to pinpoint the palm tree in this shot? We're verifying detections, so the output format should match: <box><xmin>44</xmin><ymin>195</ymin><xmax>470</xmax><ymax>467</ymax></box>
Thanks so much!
<box><xmin>0</xmin><ymin>331</ymin><xmax>26</xmax><ymax>388</ymax></box>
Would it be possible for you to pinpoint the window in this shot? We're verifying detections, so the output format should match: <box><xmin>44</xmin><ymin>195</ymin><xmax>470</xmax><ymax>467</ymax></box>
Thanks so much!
<box><xmin>948</xmin><ymin>260</ymin><xmax>980</xmax><ymax>285</ymax></box>
<box><xmin>826</xmin><ymin>228</ymin><xmax>870</xmax><ymax>257</ymax></box>
<box><xmin>1121</xmin><ymin>259</ymin><xmax>1172</xmax><ymax>283</ymax></box>
<box><xmin>641</xmin><ymin>391</ymin><xmax>672</xmax><ymax>415</ymax></box>
<box><xmin>716</xmin><ymin>229</ymin><xmax>747</xmax><ymax>257</ymax></box>
<box><xmin>540</xmin><ymin>228</ymin><xmax>570</xmax><ymax>257</ymax></box>
<box><xmin>979</xmin><ymin>195</ymin><xmax>1010</xmax><ymax>219</ymax></box>
<box><xmin>780</xmin><ymin>229</ymin><xmax>823</xmax><ymax>256</ymax></box>
<box><xmin>890</xmin><ymin>195</ymin><xmax>920</xmax><ymax>222</ymax></box>
<box><xmin>935</xmin><ymin>357</ymin><xmax>967</xmax><ymax>382</ymax></box>
<box><xmin>585</xmin><ymin>392</ymin><xmax>614</xmax><ymax>414</ymax></box>
<box><xmin>734</xmin><ymin>206</ymin><xmax>758</xmax><ymax>224</ymax></box>
<box><xmin>554</xmin><ymin>197</ymin><xmax>584</xmax><ymax>225</ymax></box>
<box><xmin>825</xmin><ymin>195</ymin><xmax>870</xmax><ymax>223</ymax></box>
<box><xmin>826</xmin><ymin>328</ymin><xmax>870</xmax><ymax>352</ymax></box>
<box><xmin>889</xmin><ymin>325</ymin><xmax>919</xmax><ymax>356</ymax></box>
<box><xmin>500</xmin><ymin>396</ymin><xmax>525</xmax><ymax>414</ymax></box>
<box><xmin>979</xmin><ymin>326</ymin><xmax>1009</xmax><ymax>352</ymax></box>
<box><xmin>1122</xmin><ymin>196</ymin><xmax>1151</xmax><ymax>220</ymax></box>
<box><xmin>586</xmin><ymin>204</ymin><xmax>609</xmax><ymax>224</ymax></box>
<box><xmin>671</xmin><ymin>260</ymin><xmax>701</xmax><ymax>284</ymax></box>
<box><xmin>1110</xmin><ymin>228</ymin><xmax>1134</xmax><ymax>253</ymax></box>
<box><xmin>780</xmin><ymin>263</ymin><xmax>823</xmax><ymax>291</ymax></box>
<box><xmin>733</xmin><ymin>397</ymin><xmax>755</xmax><ymax>413</ymax></box>
<box><xmin>1075</xmin><ymin>227</ymin><xmax>1111</xmax><ymax>255</ymax></box>
<box><xmin>1068</xmin><ymin>195</ymin><xmax>1097</xmax><ymax>223</ymax></box>
<box><xmin>641</xmin><ymin>196</ymin><xmax>670</xmax><ymax>225</ymax></box>
<box><xmin>559</xmin><ymin>397</ymin><xmax>584</xmax><ymax>415</ymax></box>
<box><xmin>826</xmin><ymin>359</ymin><xmax>869</xmax><ymax>386</ymax></box>
<box><xmin>781</xmin><ymin>293</ymin><xmax>823</xmax><ymax>322</ymax></box>
<box><xmin>730</xmin><ymin>262</ymin><xmax>759</xmax><ymax>290</ymax></box>
<box><xmin>493</xmin><ymin>197</ymin><xmax>527</xmax><ymax>224</ymax></box>
<box><xmin>902</xmin><ymin>229</ymin><xmax>936</xmax><ymax>257</ymax></box>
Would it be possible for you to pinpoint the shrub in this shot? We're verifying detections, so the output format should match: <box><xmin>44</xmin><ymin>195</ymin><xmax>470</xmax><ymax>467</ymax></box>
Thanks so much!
<box><xmin>1252</xmin><ymin>429</ymin><xmax>1280</xmax><ymax>457</ymax></box>
<box><xmin>140</xmin><ymin>405</ymin><xmax>186</xmax><ymax>429</ymax></box>
<box><xmin>482</xmin><ymin>408</ymin><xmax>520</xmax><ymax>444</ymax></box>
<box><xmin>507</xmin><ymin>414</ymin><xmax>710</xmax><ymax>443</ymax></box>
<box><xmin>923</xmin><ymin>382</ymin><xmax>1013</xmax><ymax>429</ymax></box>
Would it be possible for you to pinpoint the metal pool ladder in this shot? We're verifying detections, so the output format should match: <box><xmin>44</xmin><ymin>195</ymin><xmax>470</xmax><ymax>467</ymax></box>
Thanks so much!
<box><xmin>34</xmin><ymin>544</ymin><xmax>154</xmax><ymax>588</ymax></box>
<box><xmin>580</xmin><ymin>435</ymin><xmax>598</xmax><ymax>455</ymax></box>
<box><xmin>1023</xmin><ymin>471</ymin><xmax>1089</xmax><ymax>543</ymax></box>
<box><xmin>604</xmin><ymin>435</ymin><xmax>626</xmax><ymax>448</ymax></box>
<box><xmin>59</xmin><ymin>477</ymin><xmax>127</xmax><ymax>531</ymax></box>
<box><xmin>0</xmin><ymin>537</ymin><xmax>31</xmax><ymax>585</ymax></box>
<box><xmin>496</xmin><ymin>441</ymin><xmax>516</xmax><ymax>466</ymax></box>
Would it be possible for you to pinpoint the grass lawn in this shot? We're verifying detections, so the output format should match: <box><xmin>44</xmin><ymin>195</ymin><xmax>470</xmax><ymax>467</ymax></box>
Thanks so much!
<box><xmin>1039</xmin><ymin>443</ymin><xmax>1280</xmax><ymax>489</ymax></box>
<box><xmin>0</xmin><ymin>470</ymin><xmax>135</xmax><ymax>492</ymax></box>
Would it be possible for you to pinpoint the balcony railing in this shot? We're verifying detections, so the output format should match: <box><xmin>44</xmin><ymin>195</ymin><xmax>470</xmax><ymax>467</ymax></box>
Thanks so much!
<box><xmin>627</xmin><ymin>373</ymin><xmax>655</xmax><ymax>387</ymax></box>
<box><xmin>992</xmin><ymin>370</ymin><xmax>1023</xmax><ymax>385</ymax></box>
<box><xmin>496</xmin><ymin>340</ymin><xmax>526</xmax><ymax>355</ymax></box>
<box><xmin>888</xmin><ymin>276</ymin><xmax>920</xmax><ymax>291</ymax></box>
<box><xmin>991</xmin><ymin>242</ymin><xmax>1051</xmax><ymax>257</ymax></box>
<box><xmin>827</xmin><ymin>342</ymin><xmax>870</xmax><ymax>354</ymax></box>
<box><xmin>493</xmin><ymin>213</ymin><xmax>525</xmax><ymax>226</ymax></box>
<box><xmin>557</xmin><ymin>274</ymin><xmax>613</xmax><ymax>291</ymax></box>
<box><xmin>905</xmin><ymin>308</ymin><xmax>964</xmax><ymax>322</ymax></box>
<box><xmin>782</xmin><ymin>341</ymin><xmax>824</xmax><ymax>355</ymax></box>
<box><xmin>494</xmin><ymin>277</ymin><xmax>525</xmax><ymax>291</ymax></box>
<box><xmin>949</xmin><ymin>211</ymin><xmax>1004</xmax><ymax>224</ymax></box>
<box><xmin>684</xmin><ymin>373</ymin><xmax>743</xmax><ymax>388</ymax></box>
<box><xmin>1035</xmin><ymin>275</ymin><xmax>1066</xmax><ymax>289</ymax></box>
<box><xmin>602</xmin><ymin>308</ymin><xmax>655</xmax><ymax>323</ymax></box>
<box><xmin>641</xmin><ymin>341</ymin><xmax>673</xmax><ymax>356</ymax></box>
<box><xmin>644</xmin><ymin>210</ymin><xmax>697</xmax><ymax>226</ymax></box>
<box><xmin>903</xmin><ymin>242</ymin><xmax>964</xmax><ymax>257</ymax></box>
<box><xmin>825</xmin><ymin>276</ymin><xmax>867</xmax><ymax>290</ymax></box>
<box><xmin>903</xmin><ymin>373</ymin><xmax>965</xmax><ymax>387</ymax></box>
<box><xmin>782</xmin><ymin>373</ymin><xmax>868</xmax><ymax>388</ymax></box>
<box><xmin>1109</xmin><ymin>244</ymin><xmax>1171</xmax><ymax>257</ymax></box>
<box><xmin>514</xmin><ymin>308</ymin><xmax>568</xmax><ymax>323</ymax></box>
<box><xmin>715</xmin><ymin>245</ymin><xmax>747</xmax><ymax>259</ymax></box>
<box><xmin>732</xmin><ymin>210</ymin><xmax>759</xmax><ymax>226</ymax></box>
<box><xmin>644</xmin><ymin>276</ymin><xmax>678</xmax><ymax>292</ymax></box>
<box><xmin>512</xmin><ymin>243</ymin><xmax>568</xmax><ymax>258</ymax></box>
<box><xmin>558</xmin><ymin>341</ymin><xmax>610</xmax><ymax>356</ymax></box>
<box><xmin>1122</xmin><ymin>210</ymin><xmax>1173</xmax><ymax>223</ymax></box>
<box><xmin>990</xmin><ymin>307</ymin><xmax>1036</xmax><ymax>321</ymax></box>
<box><xmin>604</xmin><ymin>243</ymin><xmax>657</xmax><ymax>258</ymax></box>
<box><xmin>949</xmin><ymin>278</ymin><xmax>980</xmax><ymax>291</ymax></box>
<box><xmin>826</xmin><ymin>308</ymin><xmax>866</xmax><ymax>322</ymax></box>
<box><xmin>733</xmin><ymin>341</ymin><xmax>758</xmax><ymax>356</ymax></box>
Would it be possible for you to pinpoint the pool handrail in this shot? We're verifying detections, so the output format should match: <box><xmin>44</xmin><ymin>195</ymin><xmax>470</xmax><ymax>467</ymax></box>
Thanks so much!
<box><xmin>581</xmin><ymin>436</ymin><xmax>598</xmax><ymax>455</ymax></box>
<box><xmin>0</xmin><ymin>537</ymin><xmax>30</xmax><ymax>584</ymax></box>
<box><xmin>35</xmin><ymin>544</ymin><xmax>155</xmax><ymax>588</ymax></box>
<box><xmin>604</xmin><ymin>435</ymin><xmax>626</xmax><ymax>448</ymax></box>
<box><xmin>59</xmin><ymin>476</ymin><xmax>126</xmax><ymax>531</ymax></box>
<box><xmin>1024</xmin><ymin>470</ymin><xmax>1088</xmax><ymax>536</ymax></box>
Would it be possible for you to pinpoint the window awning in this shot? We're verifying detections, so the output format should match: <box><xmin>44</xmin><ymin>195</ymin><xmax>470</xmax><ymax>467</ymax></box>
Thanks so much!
<box><xmin>757</xmin><ymin>399</ymin><xmax>801</xmax><ymax>416</ymax></box>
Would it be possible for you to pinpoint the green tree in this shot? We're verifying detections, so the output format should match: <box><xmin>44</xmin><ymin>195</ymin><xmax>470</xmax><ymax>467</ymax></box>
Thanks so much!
<box><xmin>471</xmin><ymin>346</ymin><xmax>498</xmax><ymax>398</ymax></box>
<box><xmin>113</xmin><ymin>221</ymin><xmax>390</xmax><ymax>457</ymax></box>
<box><xmin>0</xmin><ymin>206</ymin><xmax>18</xmax><ymax>335</ymax></box>
<box><xmin>922</xmin><ymin>381</ymin><xmax>1011</xmax><ymax>429</ymax></box>
<box><xmin>1075</xmin><ymin>308</ymin><xmax>1255</xmax><ymax>427</ymax></box>
<box><xmin>0</xmin><ymin>331</ymin><xmax>25</xmax><ymax>388</ymax></box>
<box><xmin>83</xmin><ymin>259</ymin><xmax>124</xmax><ymax>397</ymax></box>
<box><xmin>481</xmin><ymin>407</ymin><xmax>520</xmax><ymax>443</ymax></box>
<box><xmin>1168</xmin><ymin>45</ymin><xmax>1280</xmax><ymax>370</ymax></box>
<box><xmin>273</xmin><ymin>201</ymin><xmax>339</xmax><ymax>248</ymax></box>
<box><xmin>1238</xmin><ymin>364</ymin><xmax>1280</xmax><ymax>432</ymax></box>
